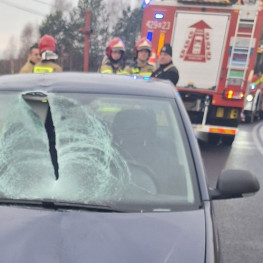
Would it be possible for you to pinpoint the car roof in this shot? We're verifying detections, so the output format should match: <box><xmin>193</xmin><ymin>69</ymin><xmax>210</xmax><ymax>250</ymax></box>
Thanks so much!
<box><xmin>0</xmin><ymin>72</ymin><xmax>177</xmax><ymax>98</ymax></box>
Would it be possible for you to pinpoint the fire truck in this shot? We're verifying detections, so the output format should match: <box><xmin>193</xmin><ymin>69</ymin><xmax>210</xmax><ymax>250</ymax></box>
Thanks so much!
<box><xmin>141</xmin><ymin>0</ymin><xmax>263</xmax><ymax>145</ymax></box>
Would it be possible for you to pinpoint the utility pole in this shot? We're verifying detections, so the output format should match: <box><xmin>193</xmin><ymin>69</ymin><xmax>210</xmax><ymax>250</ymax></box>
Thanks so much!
<box><xmin>78</xmin><ymin>9</ymin><xmax>93</xmax><ymax>72</ymax></box>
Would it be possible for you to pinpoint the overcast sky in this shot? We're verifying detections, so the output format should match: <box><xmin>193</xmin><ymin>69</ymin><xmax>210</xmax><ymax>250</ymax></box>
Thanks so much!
<box><xmin>0</xmin><ymin>0</ymin><xmax>139</xmax><ymax>59</ymax></box>
<box><xmin>0</xmin><ymin>0</ymin><xmax>75</xmax><ymax>57</ymax></box>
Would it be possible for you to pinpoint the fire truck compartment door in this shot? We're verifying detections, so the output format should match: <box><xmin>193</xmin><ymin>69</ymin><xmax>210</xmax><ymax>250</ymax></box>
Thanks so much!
<box><xmin>173</xmin><ymin>12</ymin><xmax>229</xmax><ymax>90</ymax></box>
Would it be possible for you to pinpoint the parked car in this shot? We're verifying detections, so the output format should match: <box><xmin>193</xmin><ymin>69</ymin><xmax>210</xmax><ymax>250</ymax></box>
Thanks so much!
<box><xmin>0</xmin><ymin>73</ymin><xmax>259</xmax><ymax>262</ymax></box>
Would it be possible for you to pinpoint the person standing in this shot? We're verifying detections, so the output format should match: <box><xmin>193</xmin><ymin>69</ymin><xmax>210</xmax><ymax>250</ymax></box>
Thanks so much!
<box><xmin>34</xmin><ymin>34</ymin><xmax>62</xmax><ymax>73</ymax></box>
<box><xmin>125</xmin><ymin>37</ymin><xmax>155</xmax><ymax>77</ymax></box>
<box><xmin>99</xmin><ymin>37</ymin><xmax>127</xmax><ymax>74</ymax></box>
<box><xmin>151</xmin><ymin>43</ymin><xmax>179</xmax><ymax>86</ymax></box>
<box><xmin>19</xmin><ymin>44</ymin><xmax>41</xmax><ymax>73</ymax></box>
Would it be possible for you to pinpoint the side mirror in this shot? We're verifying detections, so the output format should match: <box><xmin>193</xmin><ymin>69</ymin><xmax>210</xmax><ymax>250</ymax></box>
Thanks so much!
<box><xmin>210</xmin><ymin>169</ymin><xmax>260</xmax><ymax>200</ymax></box>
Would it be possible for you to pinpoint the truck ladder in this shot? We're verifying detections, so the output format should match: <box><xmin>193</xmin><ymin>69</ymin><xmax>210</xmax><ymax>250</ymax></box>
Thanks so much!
<box><xmin>225</xmin><ymin>1</ymin><xmax>260</xmax><ymax>90</ymax></box>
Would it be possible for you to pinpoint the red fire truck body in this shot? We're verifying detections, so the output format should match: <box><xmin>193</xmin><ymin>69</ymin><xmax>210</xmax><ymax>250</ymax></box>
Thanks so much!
<box><xmin>141</xmin><ymin>0</ymin><xmax>263</xmax><ymax>144</ymax></box>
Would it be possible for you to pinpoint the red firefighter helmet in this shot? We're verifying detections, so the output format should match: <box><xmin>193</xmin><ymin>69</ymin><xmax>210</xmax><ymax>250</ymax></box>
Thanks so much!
<box><xmin>106</xmin><ymin>37</ymin><xmax>125</xmax><ymax>57</ymax></box>
<box><xmin>134</xmin><ymin>37</ymin><xmax>152</xmax><ymax>58</ymax></box>
<box><xmin>39</xmin><ymin>34</ymin><xmax>57</xmax><ymax>54</ymax></box>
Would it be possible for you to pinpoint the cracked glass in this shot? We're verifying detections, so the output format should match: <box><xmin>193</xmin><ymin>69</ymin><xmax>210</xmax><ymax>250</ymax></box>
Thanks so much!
<box><xmin>0</xmin><ymin>92</ymin><xmax>198</xmax><ymax>211</ymax></box>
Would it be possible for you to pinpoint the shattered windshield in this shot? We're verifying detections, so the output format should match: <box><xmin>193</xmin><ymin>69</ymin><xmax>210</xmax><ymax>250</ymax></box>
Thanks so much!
<box><xmin>0</xmin><ymin>92</ymin><xmax>199</xmax><ymax>211</ymax></box>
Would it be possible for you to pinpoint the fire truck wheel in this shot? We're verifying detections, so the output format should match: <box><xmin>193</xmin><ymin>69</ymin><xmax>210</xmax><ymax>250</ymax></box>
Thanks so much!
<box><xmin>221</xmin><ymin>135</ymin><xmax>235</xmax><ymax>146</ymax></box>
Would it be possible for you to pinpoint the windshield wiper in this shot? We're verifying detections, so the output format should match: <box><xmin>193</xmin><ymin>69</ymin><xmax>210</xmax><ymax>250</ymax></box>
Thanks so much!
<box><xmin>0</xmin><ymin>198</ymin><xmax>126</xmax><ymax>213</ymax></box>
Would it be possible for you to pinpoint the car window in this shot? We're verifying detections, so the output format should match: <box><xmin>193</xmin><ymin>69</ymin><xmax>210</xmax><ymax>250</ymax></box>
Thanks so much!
<box><xmin>0</xmin><ymin>92</ymin><xmax>200</xmax><ymax>212</ymax></box>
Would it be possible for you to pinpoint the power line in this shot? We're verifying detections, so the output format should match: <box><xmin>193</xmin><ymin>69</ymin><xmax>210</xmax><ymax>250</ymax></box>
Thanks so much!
<box><xmin>32</xmin><ymin>0</ymin><xmax>53</xmax><ymax>7</ymax></box>
<box><xmin>0</xmin><ymin>0</ymin><xmax>45</xmax><ymax>16</ymax></box>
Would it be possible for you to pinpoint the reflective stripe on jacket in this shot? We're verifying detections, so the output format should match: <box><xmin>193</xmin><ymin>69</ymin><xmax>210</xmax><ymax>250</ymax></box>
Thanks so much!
<box><xmin>125</xmin><ymin>62</ymin><xmax>155</xmax><ymax>77</ymax></box>
<box><xmin>99</xmin><ymin>58</ymin><xmax>128</xmax><ymax>75</ymax></box>
<box><xmin>254</xmin><ymin>76</ymin><xmax>263</xmax><ymax>85</ymax></box>
<box><xmin>33</xmin><ymin>61</ymin><xmax>62</xmax><ymax>73</ymax></box>
<box><xmin>34</xmin><ymin>66</ymin><xmax>54</xmax><ymax>73</ymax></box>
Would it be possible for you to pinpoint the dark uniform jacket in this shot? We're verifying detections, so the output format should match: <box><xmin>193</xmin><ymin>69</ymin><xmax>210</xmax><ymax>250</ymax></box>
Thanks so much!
<box><xmin>151</xmin><ymin>61</ymin><xmax>179</xmax><ymax>86</ymax></box>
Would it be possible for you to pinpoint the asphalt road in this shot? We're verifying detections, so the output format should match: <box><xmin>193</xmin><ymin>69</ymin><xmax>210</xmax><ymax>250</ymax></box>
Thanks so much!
<box><xmin>199</xmin><ymin>120</ymin><xmax>263</xmax><ymax>263</ymax></box>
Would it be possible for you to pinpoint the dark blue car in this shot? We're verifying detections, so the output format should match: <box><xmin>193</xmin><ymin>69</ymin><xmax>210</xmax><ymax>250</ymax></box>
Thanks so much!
<box><xmin>0</xmin><ymin>73</ymin><xmax>259</xmax><ymax>262</ymax></box>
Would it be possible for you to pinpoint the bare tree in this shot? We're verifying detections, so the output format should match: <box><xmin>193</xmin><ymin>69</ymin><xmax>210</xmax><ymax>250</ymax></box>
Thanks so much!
<box><xmin>52</xmin><ymin>0</ymin><xmax>72</xmax><ymax>13</ymax></box>
<box><xmin>105</xmin><ymin>0</ymin><xmax>130</xmax><ymax>33</ymax></box>
<box><xmin>18</xmin><ymin>23</ymin><xmax>38</xmax><ymax>61</ymax></box>
<box><xmin>132</xmin><ymin>0</ymin><xmax>142</xmax><ymax>8</ymax></box>
<box><xmin>4</xmin><ymin>36</ymin><xmax>18</xmax><ymax>74</ymax></box>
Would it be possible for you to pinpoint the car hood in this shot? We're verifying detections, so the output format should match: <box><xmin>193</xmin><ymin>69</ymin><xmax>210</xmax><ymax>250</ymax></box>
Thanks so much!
<box><xmin>0</xmin><ymin>206</ymin><xmax>205</xmax><ymax>263</ymax></box>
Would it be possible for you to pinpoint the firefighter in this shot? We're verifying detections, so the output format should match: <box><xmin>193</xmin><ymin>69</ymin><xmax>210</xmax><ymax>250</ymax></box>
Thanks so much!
<box><xmin>125</xmin><ymin>37</ymin><xmax>155</xmax><ymax>77</ymax></box>
<box><xmin>151</xmin><ymin>43</ymin><xmax>179</xmax><ymax>86</ymax></box>
<box><xmin>33</xmin><ymin>34</ymin><xmax>62</xmax><ymax>73</ymax></box>
<box><xmin>19</xmin><ymin>44</ymin><xmax>41</xmax><ymax>73</ymax></box>
<box><xmin>99</xmin><ymin>37</ymin><xmax>127</xmax><ymax>74</ymax></box>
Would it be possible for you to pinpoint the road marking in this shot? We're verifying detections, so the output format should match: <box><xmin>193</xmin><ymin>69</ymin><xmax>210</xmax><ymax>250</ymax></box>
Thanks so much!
<box><xmin>252</xmin><ymin>122</ymin><xmax>263</xmax><ymax>155</ymax></box>
<box><xmin>232</xmin><ymin>141</ymin><xmax>255</xmax><ymax>149</ymax></box>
